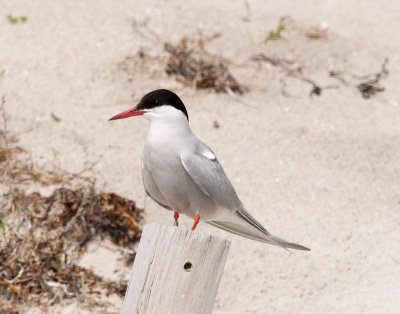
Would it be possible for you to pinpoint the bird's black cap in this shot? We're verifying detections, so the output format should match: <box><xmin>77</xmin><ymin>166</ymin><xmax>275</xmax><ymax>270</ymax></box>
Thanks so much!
<box><xmin>136</xmin><ymin>89</ymin><xmax>189</xmax><ymax>121</ymax></box>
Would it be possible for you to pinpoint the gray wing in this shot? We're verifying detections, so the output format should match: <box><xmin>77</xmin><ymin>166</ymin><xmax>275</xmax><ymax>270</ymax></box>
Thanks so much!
<box><xmin>180</xmin><ymin>141</ymin><xmax>243</xmax><ymax>210</ymax></box>
<box><xmin>181</xmin><ymin>141</ymin><xmax>310</xmax><ymax>251</ymax></box>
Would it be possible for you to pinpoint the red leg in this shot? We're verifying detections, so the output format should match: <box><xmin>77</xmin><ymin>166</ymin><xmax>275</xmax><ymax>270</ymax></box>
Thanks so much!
<box><xmin>191</xmin><ymin>214</ymin><xmax>200</xmax><ymax>231</ymax></box>
<box><xmin>173</xmin><ymin>211</ymin><xmax>179</xmax><ymax>226</ymax></box>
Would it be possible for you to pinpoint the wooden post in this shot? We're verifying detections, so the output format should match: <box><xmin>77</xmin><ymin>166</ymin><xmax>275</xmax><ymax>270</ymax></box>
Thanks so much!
<box><xmin>121</xmin><ymin>223</ymin><xmax>231</xmax><ymax>314</ymax></box>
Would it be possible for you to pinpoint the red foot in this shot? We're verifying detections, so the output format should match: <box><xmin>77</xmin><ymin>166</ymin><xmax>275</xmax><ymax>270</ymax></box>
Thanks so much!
<box><xmin>191</xmin><ymin>214</ymin><xmax>200</xmax><ymax>230</ymax></box>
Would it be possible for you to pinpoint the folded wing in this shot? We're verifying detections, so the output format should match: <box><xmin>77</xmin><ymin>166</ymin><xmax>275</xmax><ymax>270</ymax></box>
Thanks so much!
<box><xmin>181</xmin><ymin>141</ymin><xmax>310</xmax><ymax>251</ymax></box>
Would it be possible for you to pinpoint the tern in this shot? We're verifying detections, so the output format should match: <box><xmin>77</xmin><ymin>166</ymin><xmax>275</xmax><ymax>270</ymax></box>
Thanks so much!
<box><xmin>109</xmin><ymin>89</ymin><xmax>309</xmax><ymax>251</ymax></box>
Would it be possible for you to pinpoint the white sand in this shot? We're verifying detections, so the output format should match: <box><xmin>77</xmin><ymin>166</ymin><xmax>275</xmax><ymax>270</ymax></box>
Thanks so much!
<box><xmin>2</xmin><ymin>0</ymin><xmax>400</xmax><ymax>313</ymax></box>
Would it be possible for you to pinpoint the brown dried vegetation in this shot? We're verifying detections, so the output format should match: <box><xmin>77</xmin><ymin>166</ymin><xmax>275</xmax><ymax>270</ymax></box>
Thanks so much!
<box><xmin>165</xmin><ymin>37</ymin><xmax>245</xmax><ymax>94</ymax></box>
<box><xmin>0</xmin><ymin>100</ymin><xmax>142</xmax><ymax>312</ymax></box>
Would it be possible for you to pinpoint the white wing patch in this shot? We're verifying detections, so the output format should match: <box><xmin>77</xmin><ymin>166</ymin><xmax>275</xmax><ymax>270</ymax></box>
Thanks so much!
<box><xmin>196</xmin><ymin>141</ymin><xmax>216</xmax><ymax>160</ymax></box>
<box><xmin>200</xmin><ymin>149</ymin><xmax>215</xmax><ymax>160</ymax></box>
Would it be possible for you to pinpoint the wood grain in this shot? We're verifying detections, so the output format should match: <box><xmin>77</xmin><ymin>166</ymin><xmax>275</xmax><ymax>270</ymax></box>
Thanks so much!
<box><xmin>121</xmin><ymin>223</ymin><xmax>231</xmax><ymax>314</ymax></box>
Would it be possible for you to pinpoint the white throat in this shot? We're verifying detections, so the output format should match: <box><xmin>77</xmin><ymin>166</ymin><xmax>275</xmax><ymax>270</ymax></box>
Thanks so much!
<box><xmin>144</xmin><ymin>105</ymin><xmax>193</xmax><ymax>143</ymax></box>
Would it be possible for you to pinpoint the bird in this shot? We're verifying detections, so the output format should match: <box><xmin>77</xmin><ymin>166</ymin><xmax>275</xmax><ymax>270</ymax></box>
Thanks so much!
<box><xmin>109</xmin><ymin>89</ymin><xmax>309</xmax><ymax>251</ymax></box>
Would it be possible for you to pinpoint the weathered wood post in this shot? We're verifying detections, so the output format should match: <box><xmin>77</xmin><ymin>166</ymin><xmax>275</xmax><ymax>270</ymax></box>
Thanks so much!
<box><xmin>121</xmin><ymin>223</ymin><xmax>231</xmax><ymax>314</ymax></box>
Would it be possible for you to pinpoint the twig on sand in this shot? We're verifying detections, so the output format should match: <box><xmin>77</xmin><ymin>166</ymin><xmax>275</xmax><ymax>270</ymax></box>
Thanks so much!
<box><xmin>0</xmin><ymin>95</ymin><xmax>17</xmax><ymax>212</ymax></box>
<box><xmin>252</xmin><ymin>54</ymin><xmax>337</xmax><ymax>98</ymax></box>
<box><xmin>330</xmin><ymin>58</ymin><xmax>389</xmax><ymax>99</ymax></box>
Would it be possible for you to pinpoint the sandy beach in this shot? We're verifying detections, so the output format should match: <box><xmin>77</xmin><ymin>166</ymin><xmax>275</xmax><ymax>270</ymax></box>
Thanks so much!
<box><xmin>1</xmin><ymin>0</ymin><xmax>400</xmax><ymax>313</ymax></box>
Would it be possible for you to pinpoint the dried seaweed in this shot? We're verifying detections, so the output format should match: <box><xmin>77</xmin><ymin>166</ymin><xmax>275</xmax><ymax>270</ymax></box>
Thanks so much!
<box><xmin>0</xmin><ymin>102</ymin><xmax>143</xmax><ymax>312</ymax></box>
<box><xmin>165</xmin><ymin>38</ymin><xmax>245</xmax><ymax>94</ymax></box>
<box><xmin>1</xmin><ymin>188</ymin><xmax>141</xmax><ymax>309</ymax></box>
<box><xmin>330</xmin><ymin>58</ymin><xmax>389</xmax><ymax>99</ymax></box>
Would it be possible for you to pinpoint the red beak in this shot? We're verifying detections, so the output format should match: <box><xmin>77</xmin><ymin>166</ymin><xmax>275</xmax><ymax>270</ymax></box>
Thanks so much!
<box><xmin>108</xmin><ymin>106</ymin><xmax>145</xmax><ymax>121</ymax></box>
